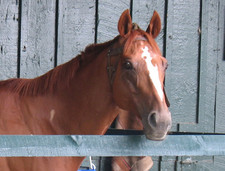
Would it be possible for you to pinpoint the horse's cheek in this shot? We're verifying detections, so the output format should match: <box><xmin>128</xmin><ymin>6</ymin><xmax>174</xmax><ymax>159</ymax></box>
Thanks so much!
<box><xmin>123</xmin><ymin>72</ymin><xmax>138</xmax><ymax>94</ymax></box>
<box><xmin>112</xmin><ymin>73</ymin><xmax>134</xmax><ymax>110</ymax></box>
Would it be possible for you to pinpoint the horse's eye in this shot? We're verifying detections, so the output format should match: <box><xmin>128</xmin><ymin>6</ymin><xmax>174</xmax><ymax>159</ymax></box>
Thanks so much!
<box><xmin>123</xmin><ymin>61</ymin><xmax>133</xmax><ymax>70</ymax></box>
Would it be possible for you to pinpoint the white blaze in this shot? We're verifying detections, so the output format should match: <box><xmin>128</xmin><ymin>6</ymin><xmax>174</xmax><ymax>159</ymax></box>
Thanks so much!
<box><xmin>50</xmin><ymin>109</ymin><xmax>55</xmax><ymax>122</ymax></box>
<box><xmin>141</xmin><ymin>46</ymin><xmax>164</xmax><ymax>101</ymax></box>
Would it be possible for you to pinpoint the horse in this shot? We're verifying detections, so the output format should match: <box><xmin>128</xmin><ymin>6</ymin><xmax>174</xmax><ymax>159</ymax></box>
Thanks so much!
<box><xmin>111</xmin><ymin>11</ymin><xmax>171</xmax><ymax>171</ymax></box>
<box><xmin>111</xmin><ymin>111</ymin><xmax>154</xmax><ymax>171</ymax></box>
<box><xmin>0</xmin><ymin>9</ymin><xmax>171</xmax><ymax>171</ymax></box>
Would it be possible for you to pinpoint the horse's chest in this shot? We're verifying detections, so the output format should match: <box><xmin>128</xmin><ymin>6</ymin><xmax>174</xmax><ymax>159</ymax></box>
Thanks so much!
<box><xmin>0</xmin><ymin>157</ymin><xmax>84</xmax><ymax>171</ymax></box>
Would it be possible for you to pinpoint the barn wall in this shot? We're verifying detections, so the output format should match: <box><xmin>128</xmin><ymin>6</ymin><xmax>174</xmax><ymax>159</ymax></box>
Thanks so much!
<box><xmin>0</xmin><ymin>0</ymin><xmax>224</xmax><ymax>170</ymax></box>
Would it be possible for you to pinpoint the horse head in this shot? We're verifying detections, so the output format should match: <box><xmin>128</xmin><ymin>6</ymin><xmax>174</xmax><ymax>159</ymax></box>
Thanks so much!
<box><xmin>111</xmin><ymin>10</ymin><xmax>171</xmax><ymax>140</ymax></box>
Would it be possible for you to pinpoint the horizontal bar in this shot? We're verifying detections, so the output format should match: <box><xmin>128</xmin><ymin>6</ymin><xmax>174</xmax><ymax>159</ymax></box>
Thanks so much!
<box><xmin>0</xmin><ymin>135</ymin><xmax>225</xmax><ymax>157</ymax></box>
<box><xmin>106</xmin><ymin>129</ymin><xmax>225</xmax><ymax>135</ymax></box>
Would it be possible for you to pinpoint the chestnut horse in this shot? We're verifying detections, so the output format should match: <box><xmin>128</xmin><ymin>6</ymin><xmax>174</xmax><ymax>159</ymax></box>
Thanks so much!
<box><xmin>0</xmin><ymin>10</ymin><xmax>171</xmax><ymax>171</ymax></box>
<box><xmin>112</xmin><ymin>111</ymin><xmax>154</xmax><ymax>171</ymax></box>
<box><xmin>111</xmin><ymin>12</ymin><xmax>171</xmax><ymax>171</ymax></box>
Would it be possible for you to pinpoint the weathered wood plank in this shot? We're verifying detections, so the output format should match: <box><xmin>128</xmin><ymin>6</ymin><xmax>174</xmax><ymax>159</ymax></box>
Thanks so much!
<box><xmin>215</xmin><ymin>0</ymin><xmax>225</xmax><ymax>133</ymax></box>
<box><xmin>0</xmin><ymin>0</ymin><xmax>19</xmax><ymax>79</ymax></box>
<box><xmin>180</xmin><ymin>156</ymin><xmax>225</xmax><ymax>171</ymax></box>
<box><xmin>180</xmin><ymin>0</ymin><xmax>219</xmax><ymax>133</ymax></box>
<box><xmin>165</xmin><ymin>0</ymin><xmax>201</xmax><ymax>131</ymax></box>
<box><xmin>97</xmin><ymin>0</ymin><xmax>130</xmax><ymax>43</ymax></box>
<box><xmin>57</xmin><ymin>0</ymin><xmax>95</xmax><ymax>65</ymax></box>
<box><xmin>132</xmin><ymin>0</ymin><xmax>165</xmax><ymax>53</ymax></box>
<box><xmin>19</xmin><ymin>0</ymin><xmax>56</xmax><ymax>78</ymax></box>
<box><xmin>214</xmin><ymin>156</ymin><xmax>225</xmax><ymax>171</ymax></box>
<box><xmin>150</xmin><ymin>157</ymin><xmax>160</xmax><ymax>171</ymax></box>
<box><xmin>160</xmin><ymin>156</ymin><xmax>177</xmax><ymax>171</ymax></box>
<box><xmin>0</xmin><ymin>135</ymin><xmax>225</xmax><ymax>157</ymax></box>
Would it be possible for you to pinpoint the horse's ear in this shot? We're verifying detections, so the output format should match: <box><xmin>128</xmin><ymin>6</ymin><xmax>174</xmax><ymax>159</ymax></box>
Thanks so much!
<box><xmin>118</xmin><ymin>9</ymin><xmax>132</xmax><ymax>36</ymax></box>
<box><xmin>146</xmin><ymin>11</ymin><xmax>161</xmax><ymax>39</ymax></box>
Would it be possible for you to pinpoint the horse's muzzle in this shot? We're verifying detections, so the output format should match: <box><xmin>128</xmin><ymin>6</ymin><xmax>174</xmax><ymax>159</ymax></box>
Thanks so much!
<box><xmin>143</xmin><ymin>111</ymin><xmax>172</xmax><ymax>141</ymax></box>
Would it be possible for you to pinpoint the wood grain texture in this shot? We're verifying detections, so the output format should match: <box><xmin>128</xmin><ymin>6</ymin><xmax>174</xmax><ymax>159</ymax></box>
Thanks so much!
<box><xmin>213</xmin><ymin>156</ymin><xmax>225</xmax><ymax>171</ymax></box>
<box><xmin>132</xmin><ymin>0</ymin><xmax>165</xmax><ymax>53</ymax></box>
<box><xmin>0</xmin><ymin>134</ymin><xmax>225</xmax><ymax>157</ymax></box>
<box><xmin>180</xmin><ymin>156</ymin><xmax>213</xmax><ymax>171</ymax></box>
<box><xmin>180</xmin><ymin>0</ymin><xmax>219</xmax><ymax>133</ymax></box>
<box><xmin>0</xmin><ymin>0</ymin><xmax>18</xmax><ymax>79</ymax></box>
<box><xmin>97</xmin><ymin>0</ymin><xmax>130</xmax><ymax>43</ymax></box>
<box><xmin>160</xmin><ymin>156</ymin><xmax>177</xmax><ymax>171</ymax></box>
<box><xmin>150</xmin><ymin>157</ymin><xmax>160</xmax><ymax>171</ymax></box>
<box><xmin>215</xmin><ymin>0</ymin><xmax>225</xmax><ymax>133</ymax></box>
<box><xmin>57</xmin><ymin>0</ymin><xmax>95</xmax><ymax>65</ymax></box>
<box><xmin>165</xmin><ymin>0</ymin><xmax>201</xmax><ymax>131</ymax></box>
<box><xmin>19</xmin><ymin>0</ymin><xmax>56</xmax><ymax>78</ymax></box>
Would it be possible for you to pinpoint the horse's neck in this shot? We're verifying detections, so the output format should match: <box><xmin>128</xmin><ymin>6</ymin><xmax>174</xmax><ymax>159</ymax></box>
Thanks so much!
<box><xmin>62</xmin><ymin>51</ymin><xmax>120</xmax><ymax>135</ymax></box>
<box><xmin>21</xmin><ymin>49</ymin><xmax>119</xmax><ymax>135</ymax></box>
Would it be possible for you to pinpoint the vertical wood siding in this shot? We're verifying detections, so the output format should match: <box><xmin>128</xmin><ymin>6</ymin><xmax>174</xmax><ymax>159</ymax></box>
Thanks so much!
<box><xmin>132</xmin><ymin>0</ymin><xmax>165</xmax><ymax>55</ymax></box>
<box><xmin>20</xmin><ymin>0</ymin><xmax>56</xmax><ymax>78</ymax></box>
<box><xmin>57</xmin><ymin>0</ymin><xmax>96</xmax><ymax>65</ymax></box>
<box><xmin>165</xmin><ymin>0</ymin><xmax>200</xmax><ymax>129</ymax></box>
<box><xmin>0</xmin><ymin>0</ymin><xmax>18</xmax><ymax>79</ymax></box>
<box><xmin>215</xmin><ymin>0</ymin><xmax>225</xmax><ymax>133</ymax></box>
<box><xmin>97</xmin><ymin>0</ymin><xmax>130</xmax><ymax>43</ymax></box>
<box><xmin>0</xmin><ymin>0</ymin><xmax>224</xmax><ymax>170</ymax></box>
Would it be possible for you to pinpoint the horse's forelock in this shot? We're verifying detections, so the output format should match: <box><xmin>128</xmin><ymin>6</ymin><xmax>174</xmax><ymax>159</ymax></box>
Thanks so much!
<box><xmin>123</xmin><ymin>30</ymin><xmax>160</xmax><ymax>57</ymax></box>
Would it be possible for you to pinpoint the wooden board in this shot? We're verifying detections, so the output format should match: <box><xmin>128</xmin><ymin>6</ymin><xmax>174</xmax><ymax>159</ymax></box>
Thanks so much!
<box><xmin>179</xmin><ymin>0</ymin><xmax>219</xmax><ymax>133</ymax></box>
<box><xmin>97</xmin><ymin>0</ymin><xmax>130</xmax><ymax>43</ymax></box>
<box><xmin>132</xmin><ymin>0</ymin><xmax>165</xmax><ymax>54</ymax></box>
<box><xmin>19</xmin><ymin>0</ymin><xmax>56</xmax><ymax>78</ymax></box>
<box><xmin>0</xmin><ymin>135</ymin><xmax>225</xmax><ymax>157</ymax></box>
<box><xmin>215</xmin><ymin>0</ymin><xmax>225</xmax><ymax>133</ymax></box>
<box><xmin>165</xmin><ymin>0</ymin><xmax>201</xmax><ymax>131</ymax></box>
<box><xmin>57</xmin><ymin>0</ymin><xmax>96</xmax><ymax>65</ymax></box>
<box><xmin>0</xmin><ymin>0</ymin><xmax>19</xmax><ymax>79</ymax></box>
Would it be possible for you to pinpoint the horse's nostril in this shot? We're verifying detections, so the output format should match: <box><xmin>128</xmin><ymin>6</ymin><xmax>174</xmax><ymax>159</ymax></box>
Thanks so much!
<box><xmin>148</xmin><ymin>112</ymin><xmax>157</xmax><ymax>128</ymax></box>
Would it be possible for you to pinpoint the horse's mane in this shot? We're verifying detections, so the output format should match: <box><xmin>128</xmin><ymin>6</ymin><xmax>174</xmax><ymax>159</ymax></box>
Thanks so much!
<box><xmin>0</xmin><ymin>36</ymin><xmax>119</xmax><ymax>96</ymax></box>
<box><xmin>0</xmin><ymin>29</ymin><xmax>159</xmax><ymax>97</ymax></box>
